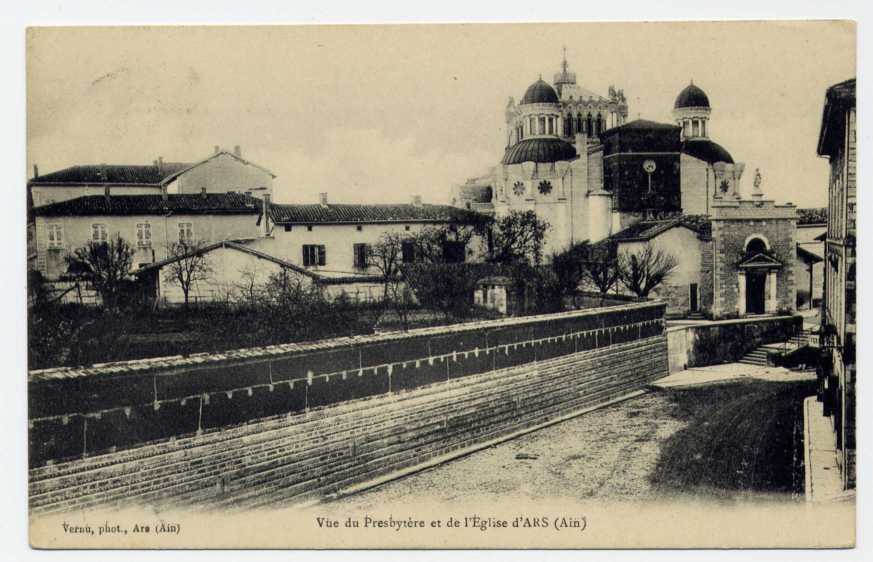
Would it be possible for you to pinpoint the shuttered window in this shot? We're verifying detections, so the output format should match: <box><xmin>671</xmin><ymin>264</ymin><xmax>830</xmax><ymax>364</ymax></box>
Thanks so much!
<box><xmin>303</xmin><ymin>244</ymin><xmax>326</xmax><ymax>266</ymax></box>
<box><xmin>136</xmin><ymin>223</ymin><xmax>152</xmax><ymax>248</ymax></box>
<box><xmin>353</xmin><ymin>243</ymin><xmax>369</xmax><ymax>269</ymax></box>
<box><xmin>91</xmin><ymin>223</ymin><xmax>107</xmax><ymax>243</ymax></box>
<box><xmin>47</xmin><ymin>224</ymin><xmax>64</xmax><ymax>249</ymax></box>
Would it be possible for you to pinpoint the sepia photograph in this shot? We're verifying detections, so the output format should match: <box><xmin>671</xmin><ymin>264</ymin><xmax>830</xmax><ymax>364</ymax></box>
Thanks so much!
<box><xmin>21</xmin><ymin>19</ymin><xmax>857</xmax><ymax>550</ymax></box>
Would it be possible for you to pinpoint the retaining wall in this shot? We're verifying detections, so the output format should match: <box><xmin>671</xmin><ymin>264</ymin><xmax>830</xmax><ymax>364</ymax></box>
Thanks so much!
<box><xmin>666</xmin><ymin>315</ymin><xmax>803</xmax><ymax>372</ymax></box>
<box><xmin>29</xmin><ymin>301</ymin><xmax>667</xmax><ymax>513</ymax></box>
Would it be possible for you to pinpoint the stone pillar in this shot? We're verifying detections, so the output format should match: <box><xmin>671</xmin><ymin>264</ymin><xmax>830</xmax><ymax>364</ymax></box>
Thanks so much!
<box><xmin>768</xmin><ymin>270</ymin><xmax>778</xmax><ymax>313</ymax></box>
<box><xmin>738</xmin><ymin>271</ymin><xmax>746</xmax><ymax>316</ymax></box>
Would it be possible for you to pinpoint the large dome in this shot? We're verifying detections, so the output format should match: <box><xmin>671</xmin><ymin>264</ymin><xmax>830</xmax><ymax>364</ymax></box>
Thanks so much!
<box><xmin>674</xmin><ymin>82</ymin><xmax>711</xmax><ymax>109</ymax></box>
<box><xmin>681</xmin><ymin>139</ymin><xmax>733</xmax><ymax>164</ymax></box>
<box><xmin>502</xmin><ymin>138</ymin><xmax>577</xmax><ymax>165</ymax></box>
<box><xmin>520</xmin><ymin>79</ymin><xmax>560</xmax><ymax>105</ymax></box>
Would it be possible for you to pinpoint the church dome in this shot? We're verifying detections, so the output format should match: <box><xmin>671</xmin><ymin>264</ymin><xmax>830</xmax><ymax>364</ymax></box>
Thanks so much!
<box><xmin>681</xmin><ymin>139</ymin><xmax>733</xmax><ymax>164</ymax></box>
<box><xmin>674</xmin><ymin>82</ymin><xmax>711</xmax><ymax>109</ymax></box>
<box><xmin>521</xmin><ymin>79</ymin><xmax>560</xmax><ymax>105</ymax></box>
<box><xmin>502</xmin><ymin>137</ymin><xmax>577</xmax><ymax>165</ymax></box>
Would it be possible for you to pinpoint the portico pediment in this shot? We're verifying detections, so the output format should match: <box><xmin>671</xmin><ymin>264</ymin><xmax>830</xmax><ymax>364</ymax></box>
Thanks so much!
<box><xmin>738</xmin><ymin>252</ymin><xmax>782</xmax><ymax>269</ymax></box>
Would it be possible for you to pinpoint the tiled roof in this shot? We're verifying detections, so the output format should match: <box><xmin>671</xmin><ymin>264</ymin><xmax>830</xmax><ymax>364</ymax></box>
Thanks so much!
<box><xmin>32</xmin><ymin>193</ymin><xmax>263</xmax><ymax>217</ymax></box>
<box><xmin>268</xmin><ymin>203</ymin><xmax>489</xmax><ymax>225</ymax></box>
<box><xmin>797</xmin><ymin>207</ymin><xmax>827</xmax><ymax>225</ymax></box>
<box><xmin>29</xmin><ymin>163</ymin><xmax>190</xmax><ymax>186</ymax></box>
<box><xmin>610</xmin><ymin>215</ymin><xmax>712</xmax><ymax>242</ymax></box>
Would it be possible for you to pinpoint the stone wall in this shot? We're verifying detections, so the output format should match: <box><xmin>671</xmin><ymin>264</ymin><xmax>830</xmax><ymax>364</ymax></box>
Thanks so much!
<box><xmin>666</xmin><ymin>315</ymin><xmax>802</xmax><ymax>372</ymax></box>
<box><xmin>29</xmin><ymin>302</ymin><xmax>667</xmax><ymax>512</ymax></box>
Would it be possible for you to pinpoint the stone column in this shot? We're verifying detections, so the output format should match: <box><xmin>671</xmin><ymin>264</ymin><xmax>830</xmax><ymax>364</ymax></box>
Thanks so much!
<box><xmin>767</xmin><ymin>270</ymin><xmax>778</xmax><ymax>313</ymax></box>
<box><xmin>738</xmin><ymin>271</ymin><xmax>746</xmax><ymax>316</ymax></box>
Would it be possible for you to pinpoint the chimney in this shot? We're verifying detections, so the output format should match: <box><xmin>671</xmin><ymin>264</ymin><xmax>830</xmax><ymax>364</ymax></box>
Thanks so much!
<box><xmin>104</xmin><ymin>184</ymin><xmax>111</xmax><ymax>203</ymax></box>
<box><xmin>261</xmin><ymin>193</ymin><xmax>272</xmax><ymax>237</ymax></box>
<box><xmin>157</xmin><ymin>156</ymin><xmax>164</xmax><ymax>173</ymax></box>
<box><xmin>411</xmin><ymin>195</ymin><xmax>423</xmax><ymax>207</ymax></box>
<box><xmin>234</xmin><ymin>145</ymin><xmax>241</xmax><ymax>157</ymax></box>
<box><xmin>319</xmin><ymin>192</ymin><xmax>328</xmax><ymax>207</ymax></box>
<box><xmin>200</xmin><ymin>186</ymin><xmax>207</xmax><ymax>199</ymax></box>
<box><xmin>214</xmin><ymin>145</ymin><xmax>220</xmax><ymax>154</ymax></box>
<box><xmin>32</xmin><ymin>164</ymin><xmax>38</xmax><ymax>179</ymax></box>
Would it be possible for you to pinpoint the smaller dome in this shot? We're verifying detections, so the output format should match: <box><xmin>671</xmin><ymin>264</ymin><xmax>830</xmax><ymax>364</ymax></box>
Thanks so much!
<box><xmin>674</xmin><ymin>82</ymin><xmax>711</xmax><ymax>109</ymax></box>
<box><xmin>521</xmin><ymin>79</ymin><xmax>560</xmax><ymax>105</ymax></box>
<box><xmin>502</xmin><ymin>138</ymin><xmax>577</xmax><ymax>165</ymax></box>
<box><xmin>681</xmin><ymin>139</ymin><xmax>733</xmax><ymax>164</ymax></box>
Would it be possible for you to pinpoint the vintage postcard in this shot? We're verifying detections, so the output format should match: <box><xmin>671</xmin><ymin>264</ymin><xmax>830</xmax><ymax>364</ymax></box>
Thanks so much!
<box><xmin>26</xmin><ymin>21</ymin><xmax>856</xmax><ymax>549</ymax></box>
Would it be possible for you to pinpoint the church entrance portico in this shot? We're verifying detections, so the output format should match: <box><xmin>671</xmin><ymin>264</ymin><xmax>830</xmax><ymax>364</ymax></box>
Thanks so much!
<box><xmin>737</xmin><ymin>253</ymin><xmax>782</xmax><ymax>316</ymax></box>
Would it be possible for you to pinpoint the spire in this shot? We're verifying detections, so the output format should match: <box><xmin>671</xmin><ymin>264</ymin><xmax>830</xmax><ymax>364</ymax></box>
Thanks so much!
<box><xmin>562</xmin><ymin>45</ymin><xmax>568</xmax><ymax>74</ymax></box>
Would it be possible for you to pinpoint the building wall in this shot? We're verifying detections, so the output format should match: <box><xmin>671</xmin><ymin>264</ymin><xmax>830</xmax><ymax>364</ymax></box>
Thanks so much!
<box><xmin>617</xmin><ymin>226</ymin><xmax>703</xmax><ymax>316</ymax></box>
<box><xmin>249</xmin><ymin>221</ymin><xmax>488</xmax><ymax>274</ymax></box>
<box><xmin>171</xmin><ymin>153</ymin><xmax>274</xmax><ymax>196</ymax></box>
<box><xmin>33</xmin><ymin>213</ymin><xmax>261</xmax><ymax>279</ymax></box>
<box><xmin>822</xmin><ymin>105</ymin><xmax>856</xmax><ymax>489</ymax></box>
<box><xmin>679</xmin><ymin>153</ymin><xmax>712</xmax><ymax>215</ymax></box>
<box><xmin>493</xmin><ymin>158</ymin><xmax>588</xmax><ymax>256</ymax></box>
<box><xmin>710</xmin><ymin>203</ymin><xmax>797</xmax><ymax>318</ymax></box>
<box><xmin>156</xmin><ymin>246</ymin><xmax>311</xmax><ymax>305</ymax></box>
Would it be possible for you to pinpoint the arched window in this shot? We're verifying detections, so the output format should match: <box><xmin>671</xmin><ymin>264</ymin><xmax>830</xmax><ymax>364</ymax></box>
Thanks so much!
<box><xmin>576</xmin><ymin>114</ymin><xmax>583</xmax><ymax>134</ymax></box>
<box><xmin>692</xmin><ymin>120</ymin><xmax>700</xmax><ymax>137</ymax></box>
<box><xmin>596</xmin><ymin>114</ymin><xmax>604</xmax><ymax>136</ymax></box>
<box><xmin>701</xmin><ymin>120</ymin><xmax>707</xmax><ymax>137</ymax></box>
<box><xmin>538</xmin><ymin>116</ymin><xmax>546</xmax><ymax>135</ymax></box>
<box><xmin>586</xmin><ymin>113</ymin><xmax>593</xmax><ymax>136</ymax></box>
<box><xmin>565</xmin><ymin>115</ymin><xmax>572</xmax><ymax>136</ymax></box>
<box><xmin>745</xmin><ymin>237</ymin><xmax>768</xmax><ymax>255</ymax></box>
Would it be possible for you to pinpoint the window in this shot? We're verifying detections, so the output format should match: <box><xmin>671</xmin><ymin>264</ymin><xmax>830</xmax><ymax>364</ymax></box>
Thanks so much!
<box><xmin>356</xmin><ymin>225</ymin><xmax>363</xmax><ymax>232</ymax></box>
<box><xmin>538</xmin><ymin>116</ymin><xmax>546</xmax><ymax>134</ymax></box>
<box><xmin>401</xmin><ymin>240</ymin><xmax>416</xmax><ymax>263</ymax></box>
<box><xmin>692</xmin><ymin>120</ymin><xmax>700</xmax><ymax>137</ymax></box>
<box><xmin>353</xmin><ymin>243</ymin><xmax>369</xmax><ymax>269</ymax></box>
<box><xmin>91</xmin><ymin>223</ymin><xmax>107</xmax><ymax>243</ymax></box>
<box><xmin>306</xmin><ymin>225</ymin><xmax>313</xmax><ymax>232</ymax></box>
<box><xmin>178</xmin><ymin>222</ymin><xmax>194</xmax><ymax>243</ymax></box>
<box><xmin>47</xmin><ymin>224</ymin><xmax>64</xmax><ymax>249</ymax></box>
<box><xmin>538</xmin><ymin>180</ymin><xmax>553</xmax><ymax>195</ymax></box>
<box><xmin>136</xmin><ymin>223</ymin><xmax>152</xmax><ymax>248</ymax></box>
<box><xmin>547</xmin><ymin>117</ymin><xmax>554</xmax><ymax>135</ymax></box>
<box><xmin>284</xmin><ymin>224</ymin><xmax>293</xmax><ymax>232</ymax></box>
<box><xmin>404</xmin><ymin>225</ymin><xmax>411</xmax><ymax>231</ymax></box>
<box><xmin>701</xmin><ymin>121</ymin><xmax>707</xmax><ymax>137</ymax></box>
<box><xmin>442</xmin><ymin>241</ymin><xmax>466</xmax><ymax>263</ymax></box>
<box><xmin>303</xmin><ymin>244</ymin><xmax>326</xmax><ymax>266</ymax></box>
<box><xmin>683</xmin><ymin>120</ymin><xmax>690</xmax><ymax>137</ymax></box>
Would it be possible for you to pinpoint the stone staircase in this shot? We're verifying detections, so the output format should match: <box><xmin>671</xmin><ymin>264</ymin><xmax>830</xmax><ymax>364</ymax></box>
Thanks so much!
<box><xmin>739</xmin><ymin>338</ymin><xmax>807</xmax><ymax>367</ymax></box>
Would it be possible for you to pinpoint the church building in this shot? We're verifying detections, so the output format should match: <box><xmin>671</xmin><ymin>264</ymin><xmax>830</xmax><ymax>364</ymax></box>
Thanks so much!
<box><xmin>455</xmin><ymin>54</ymin><xmax>798</xmax><ymax>319</ymax></box>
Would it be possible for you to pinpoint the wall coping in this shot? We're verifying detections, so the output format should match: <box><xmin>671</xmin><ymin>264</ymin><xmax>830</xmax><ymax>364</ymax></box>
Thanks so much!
<box><xmin>666</xmin><ymin>314</ymin><xmax>799</xmax><ymax>333</ymax></box>
<box><xmin>30</xmin><ymin>300</ymin><xmax>666</xmax><ymax>384</ymax></box>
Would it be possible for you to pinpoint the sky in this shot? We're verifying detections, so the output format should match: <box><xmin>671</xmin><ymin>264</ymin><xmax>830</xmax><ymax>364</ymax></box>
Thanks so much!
<box><xmin>26</xmin><ymin>22</ymin><xmax>855</xmax><ymax>208</ymax></box>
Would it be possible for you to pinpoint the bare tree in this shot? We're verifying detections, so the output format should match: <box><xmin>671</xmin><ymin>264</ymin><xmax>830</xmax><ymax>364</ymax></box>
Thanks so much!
<box><xmin>368</xmin><ymin>232</ymin><xmax>415</xmax><ymax>330</ymax></box>
<box><xmin>584</xmin><ymin>241</ymin><xmax>621</xmax><ymax>298</ymax></box>
<box><xmin>617</xmin><ymin>244</ymin><xmax>679</xmax><ymax>298</ymax></box>
<box><xmin>65</xmin><ymin>234</ymin><xmax>135</xmax><ymax>310</ymax></box>
<box><xmin>163</xmin><ymin>240</ymin><xmax>214</xmax><ymax>307</ymax></box>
